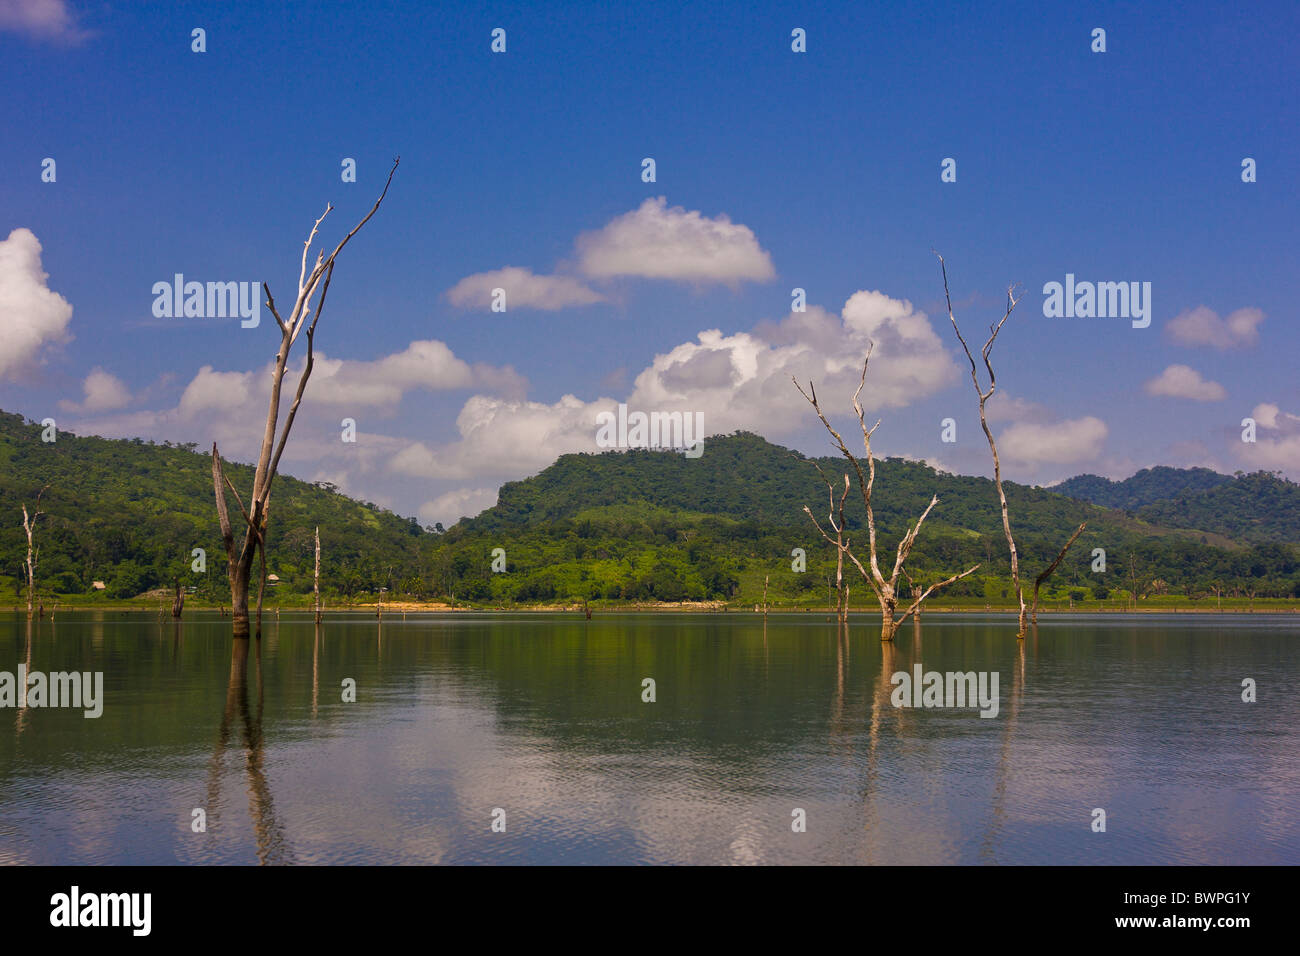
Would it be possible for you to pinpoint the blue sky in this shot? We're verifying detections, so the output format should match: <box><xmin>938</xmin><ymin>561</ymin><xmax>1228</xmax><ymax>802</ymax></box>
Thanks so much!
<box><xmin>2</xmin><ymin>0</ymin><xmax>1297</xmax><ymax>525</ymax></box>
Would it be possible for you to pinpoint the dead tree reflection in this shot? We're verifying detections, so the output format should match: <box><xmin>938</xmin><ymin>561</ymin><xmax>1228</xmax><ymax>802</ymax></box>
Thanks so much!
<box><xmin>206</xmin><ymin>639</ymin><xmax>295</xmax><ymax>864</ymax></box>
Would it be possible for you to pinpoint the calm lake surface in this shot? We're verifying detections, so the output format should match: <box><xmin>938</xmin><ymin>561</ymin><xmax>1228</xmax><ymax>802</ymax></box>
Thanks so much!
<box><xmin>1</xmin><ymin>610</ymin><xmax>1296</xmax><ymax>865</ymax></box>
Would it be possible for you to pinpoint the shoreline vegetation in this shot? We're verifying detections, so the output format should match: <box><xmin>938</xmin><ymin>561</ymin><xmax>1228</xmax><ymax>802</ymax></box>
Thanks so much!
<box><xmin>18</xmin><ymin>596</ymin><xmax>1299</xmax><ymax>615</ymax></box>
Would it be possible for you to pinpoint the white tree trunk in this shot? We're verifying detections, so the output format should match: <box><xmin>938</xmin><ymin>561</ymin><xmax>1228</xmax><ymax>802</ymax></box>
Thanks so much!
<box><xmin>212</xmin><ymin>160</ymin><xmax>398</xmax><ymax>639</ymax></box>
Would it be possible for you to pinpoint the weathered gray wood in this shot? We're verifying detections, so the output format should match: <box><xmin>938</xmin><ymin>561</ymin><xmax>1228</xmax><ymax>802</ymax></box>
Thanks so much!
<box><xmin>212</xmin><ymin>160</ymin><xmax>398</xmax><ymax>639</ymax></box>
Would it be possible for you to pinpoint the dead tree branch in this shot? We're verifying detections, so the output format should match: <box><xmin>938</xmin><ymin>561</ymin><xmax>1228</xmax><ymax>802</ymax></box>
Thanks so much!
<box><xmin>938</xmin><ymin>251</ymin><xmax>1092</xmax><ymax>639</ymax></box>
<box><xmin>795</xmin><ymin>347</ymin><xmax>978</xmax><ymax>639</ymax></box>
<box><xmin>213</xmin><ymin>157</ymin><xmax>399</xmax><ymax>639</ymax></box>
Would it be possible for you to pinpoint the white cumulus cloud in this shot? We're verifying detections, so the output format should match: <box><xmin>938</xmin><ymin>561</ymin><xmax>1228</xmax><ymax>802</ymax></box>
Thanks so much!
<box><xmin>0</xmin><ymin>0</ymin><xmax>90</xmax><ymax>44</ymax></box>
<box><xmin>0</xmin><ymin>227</ymin><xmax>73</xmax><ymax>380</ymax></box>
<box><xmin>418</xmin><ymin>487</ymin><xmax>499</xmax><ymax>527</ymax></box>
<box><xmin>1250</xmin><ymin>402</ymin><xmax>1282</xmax><ymax>429</ymax></box>
<box><xmin>1166</xmin><ymin>305</ymin><xmax>1264</xmax><ymax>349</ymax></box>
<box><xmin>1143</xmin><ymin>364</ymin><xmax>1227</xmax><ymax>401</ymax></box>
<box><xmin>58</xmin><ymin>367</ymin><xmax>131</xmax><ymax>412</ymax></box>
<box><xmin>999</xmin><ymin>416</ymin><xmax>1108</xmax><ymax>465</ymax></box>
<box><xmin>575</xmin><ymin>197</ymin><xmax>775</xmax><ymax>285</ymax></box>
<box><xmin>1238</xmin><ymin>402</ymin><xmax>1300</xmax><ymax>475</ymax></box>
<box><xmin>984</xmin><ymin>393</ymin><xmax>1054</xmax><ymax>424</ymax></box>
<box><xmin>390</xmin><ymin>289</ymin><xmax>957</xmax><ymax>483</ymax></box>
<box><xmin>178</xmin><ymin>366</ymin><xmax>256</xmax><ymax>419</ymax></box>
<box><xmin>69</xmin><ymin>338</ymin><xmax>524</xmax><ymax>493</ymax></box>
<box><xmin>446</xmin><ymin>266</ymin><xmax>605</xmax><ymax>311</ymax></box>
<box><xmin>306</xmin><ymin>340</ymin><xmax>526</xmax><ymax>407</ymax></box>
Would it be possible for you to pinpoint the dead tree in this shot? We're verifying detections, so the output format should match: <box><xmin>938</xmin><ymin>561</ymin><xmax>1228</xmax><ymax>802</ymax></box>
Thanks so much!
<box><xmin>1031</xmin><ymin>522</ymin><xmax>1087</xmax><ymax>623</ymax></box>
<box><xmin>314</xmin><ymin>525</ymin><xmax>322</xmax><ymax>624</ymax></box>
<box><xmin>804</xmin><ymin>457</ymin><xmax>851</xmax><ymax>623</ymax></box>
<box><xmin>937</xmin><ymin>253</ymin><xmax>1086</xmax><ymax>638</ymax></box>
<box><xmin>172</xmin><ymin>579</ymin><xmax>185</xmax><ymax>618</ymax></box>
<box><xmin>794</xmin><ymin>346</ymin><xmax>979</xmax><ymax>640</ymax></box>
<box><xmin>20</xmin><ymin>485</ymin><xmax>49</xmax><ymax>620</ymax></box>
<box><xmin>1127</xmin><ymin>553</ymin><xmax>1150</xmax><ymax>611</ymax></box>
<box><xmin>212</xmin><ymin>159</ymin><xmax>398</xmax><ymax>639</ymax></box>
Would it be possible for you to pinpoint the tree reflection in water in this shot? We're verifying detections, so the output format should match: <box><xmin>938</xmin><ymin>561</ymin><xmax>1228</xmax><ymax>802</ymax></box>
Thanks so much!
<box><xmin>206</xmin><ymin>638</ymin><xmax>294</xmax><ymax>865</ymax></box>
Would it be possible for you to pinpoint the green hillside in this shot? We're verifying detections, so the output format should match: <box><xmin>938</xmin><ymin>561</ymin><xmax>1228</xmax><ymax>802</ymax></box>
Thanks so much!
<box><xmin>448</xmin><ymin>432</ymin><xmax>1297</xmax><ymax>605</ymax></box>
<box><xmin>1054</xmin><ymin>466</ymin><xmax>1300</xmax><ymax>544</ymax></box>
<box><xmin>2</xmin><ymin>412</ymin><xmax>1297</xmax><ymax>609</ymax></box>
<box><xmin>0</xmin><ymin>410</ymin><xmax>424</xmax><ymax>603</ymax></box>
<box><xmin>477</xmin><ymin>432</ymin><xmax>1207</xmax><ymax>546</ymax></box>
<box><xmin>1055</xmin><ymin>466</ymin><xmax>1234</xmax><ymax>511</ymax></box>
<box><xmin>1134</xmin><ymin>471</ymin><xmax>1300</xmax><ymax>544</ymax></box>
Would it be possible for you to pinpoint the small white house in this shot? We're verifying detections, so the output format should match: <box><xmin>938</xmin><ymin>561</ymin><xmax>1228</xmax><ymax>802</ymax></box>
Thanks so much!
<box><xmin>91</xmin><ymin>581</ymin><xmax>106</xmax><ymax>591</ymax></box>
<box><xmin>267</xmin><ymin>574</ymin><xmax>281</xmax><ymax>587</ymax></box>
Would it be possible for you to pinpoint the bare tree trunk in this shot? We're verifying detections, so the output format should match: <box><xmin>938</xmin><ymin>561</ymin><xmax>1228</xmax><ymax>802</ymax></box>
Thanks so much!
<box><xmin>938</xmin><ymin>254</ymin><xmax>1093</xmax><ymax>641</ymax></box>
<box><xmin>795</xmin><ymin>348</ymin><xmax>979</xmax><ymax>641</ymax></box>
<box><xmin>835</xmin><ymin>542</ymin><xmax>844</xmax><ymax>621</ymax></box>
<box><xmin>22</xmin><ymin>508</ymin><xmax>36</xmax><ymax>620</ymax></box>
<box><xmin>762</xmin><ymin>575</ymin><xmax>769</xmax><ymax>616</ymax></box>
<box><xmin>20</xmin><ymin>486</ymin><xmax>48</xmax><ymax>620</ymax></box>
<box><xmin>314</xmin><ymin>525</ymin><xmax>322</xmax><ymax>624</ymax></box>
<box><xmin>172</xmin><ymin>579</ymin><xmax>185</xmax><ymax>618</ymax></box>
<box><xmin>805</xmin><ymin>459</ymin><xmax>853</xmax><ymax>625</ymax></box>
<box><xmin>879</xmin><ymin>593</ymin><xmax>897</xmax><ymax>641</ymax></box>
<box><xmin>212</xmin><ymin>159</ymin><xmax>398</xmax><ymax>640</ymax></box>
<box><xmin>255</xmin><ymin>538</ymin><xmax>267</xmax><ymax>636</ymax></box>
<box><xmin>937</xmin><ymin>254</ymin><xmax>1026</xmax><ymax>636</ymax></box>
<box><xmin>1128</xmin><ymin>554</ymin><xmax>1141</xmax><ymax>611</ymax></box>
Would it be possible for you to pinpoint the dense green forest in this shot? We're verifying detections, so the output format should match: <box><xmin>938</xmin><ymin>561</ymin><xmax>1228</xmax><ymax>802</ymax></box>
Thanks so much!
<box><xmin>1055</xmin><ymin>466</ymin><xmax>1235</xmax><ymax>511</ymax></box>
<box><xmin>0</xmin><ymin>410</ymin><xmax>425</xmax><ymax>604</ymax></box>
<box><xmin>1055</xmin><ymin>466</ymin><xmax>1300</xmax><ymax>544</ymax></box>
<box><xmin>2</xmin><ymin>410</ymin><xmax>1297</xmax><ymax>609</ymax></box>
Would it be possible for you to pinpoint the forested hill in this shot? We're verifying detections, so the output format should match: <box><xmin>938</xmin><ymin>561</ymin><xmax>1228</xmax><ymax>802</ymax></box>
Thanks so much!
<box><xmin>1122</xmin><ymin>472</ymin><xmax>1300</xmax><ymax>544</ymax></box>
<box><xmin>1054</xmin><ymin>466</ymin><xmax>1300</xmax><ymax>544</ymax></box>
<box><xmin>0</xmin><ymin>410</ymin><xmax>424</xmax><ymax>599</ymax></box>
<box><xmin>464</xmin><ymin>432</ymin><xmax>1199</xmax><ymax>545</ymax></box>
<box><xmin>1055</xmin><ymin>466</ymin><xmax>1233</xmax><ymax>510</ymax></box>
<box><xmin>445</xmin><ymin>432</ymin><xmax>1296</xmax><ymax>603</ymax></box>
<box><xmin>2</xmin><ymin>410</ymin><xmax>1296</xmax><ymax>605</ymax></box>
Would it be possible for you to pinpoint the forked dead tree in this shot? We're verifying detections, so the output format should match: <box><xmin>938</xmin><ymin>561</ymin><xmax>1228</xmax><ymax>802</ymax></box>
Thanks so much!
<box><xmin>213</xmin><ymin>159</ymin><xmax>399</xmax><ymax>639</ymax></box>
<box><xmin>936</xmin><ymin>252</ymin><xmax>1087</xmax><ymax>638</ymax></box>
<box><xmin>794</xmin><ymin>347</ymin><xmax>979</xmax><ymax>640</ymax></box>
<box><xmin>21</xmin><ymin>485</ymin><xmax>49</xmax><ymax>619</ymax></box>
<box><xmin>803</xmin><ymin>457</ymin><xmax>851</xmax><ymax>623</ymax></box>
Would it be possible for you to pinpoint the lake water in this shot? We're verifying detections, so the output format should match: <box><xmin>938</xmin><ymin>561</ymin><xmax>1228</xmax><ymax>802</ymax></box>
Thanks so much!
<box><xmin>1</xmin><ymin>610</ymin><xmax>1296</xmax><ymax>865</ymax></box>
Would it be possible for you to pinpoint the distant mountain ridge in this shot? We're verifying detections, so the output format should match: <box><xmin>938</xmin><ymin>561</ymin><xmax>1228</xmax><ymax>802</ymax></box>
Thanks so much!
<box><xmin>469</xmin><ymin>432</ymin><xmax>1297</xmax><ymax>546</ymax></box>
<box><xmin>446</xmin><ymin>432</ymin><xmax>1295</xmax><ymax>602</ymax></box>
<box><xmin>1055</xmin><ymin>466</ymin><xmax>1234</xmax><ymax>510</ymax></box>
<box><xmin>1053</xmin><ymin>466</ymin><xmax>1298</xmax><ymax>544</ymax></box>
